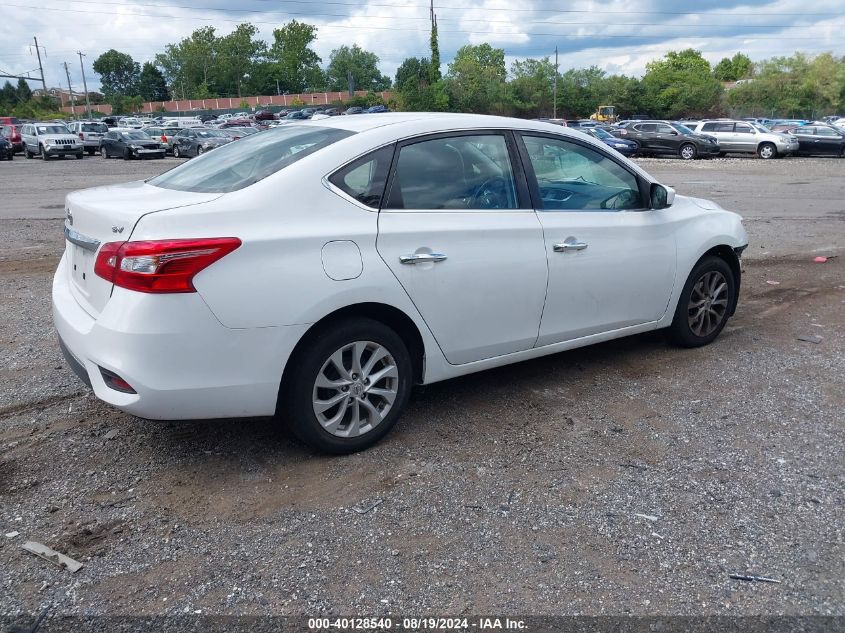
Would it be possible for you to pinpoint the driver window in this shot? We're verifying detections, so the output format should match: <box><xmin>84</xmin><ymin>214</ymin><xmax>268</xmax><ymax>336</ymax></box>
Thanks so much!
<box><xmin>521</xmin><ymin>135</ymin><xmax>643</xmax><ymax>211</ymax></box>
<box><xmin>385</xmin><ymin>134</ymin><xmax>518</xmax><ymax>210</ymax></box>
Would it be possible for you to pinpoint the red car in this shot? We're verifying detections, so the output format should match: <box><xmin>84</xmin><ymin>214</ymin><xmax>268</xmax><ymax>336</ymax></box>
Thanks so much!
<box><xmin>0</xmin><ymin>124</ymin><xmax>22</xmax><ymax>154</ymax></box>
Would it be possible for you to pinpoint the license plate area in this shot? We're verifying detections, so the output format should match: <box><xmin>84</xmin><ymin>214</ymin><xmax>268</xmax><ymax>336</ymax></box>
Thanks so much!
<box><xmin>70</xmin><ymin>244</ymin><xmax>94</xmax><ymax>290</ymax></box>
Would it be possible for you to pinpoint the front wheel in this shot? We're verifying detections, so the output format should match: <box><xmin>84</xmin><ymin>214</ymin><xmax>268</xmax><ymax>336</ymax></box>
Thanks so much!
<box><xmin>101</xmin><ymin>147</ymin><xmax>108</xmax><ymax>159</ymax></box>
<box><xmin>758</xmin><ymin>142</ymin><xmax>777</xmax><ymax>159</ymax></box>
<box><xmin>669</xmin><ymin>256</ymin><xmax>735</xmax><ymax>348</ymax></box>
<box><xmin>40</xmin><ymin>146</ymin><xmax>49</xmax><ymax>160</ymax></box>
<box><xmin>679</xmin><ymin>143</ymin><xmax>697</xmax><ymax>160</ymax></box>
<box><xmin>281</xmin><ymin>318</ymin><xmax>413</xmax><ymax>454</ymax></box>
<box><xmin>173</xmin><ymin>146</ymin><xmax>181</xmax><ymax>158</ymax></box>
<box><xmin>196</xmin><ymin>146</ymin><xmax>204</xmax><ymax>155</ymax></box>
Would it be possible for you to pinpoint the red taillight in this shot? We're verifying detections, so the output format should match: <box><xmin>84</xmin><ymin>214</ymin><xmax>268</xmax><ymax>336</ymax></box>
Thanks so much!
<box><xmin>161</xmin><ymin>135</ymin><xmax>167</xmax><ymax>142</ymax></box>
<box><xmin>79</xmin><ymin>132</ymin><xmax>84</xmax><ymax>140</ymax></box>
<box><xmin>94</xmin><ymin>238</ymin><xmax>241</xmax><ymax>293</ymax></box>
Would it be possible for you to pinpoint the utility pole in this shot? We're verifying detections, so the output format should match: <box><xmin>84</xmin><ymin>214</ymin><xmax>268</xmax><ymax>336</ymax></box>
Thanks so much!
<box><xmin>77</xmin><ymin>51</ymin><xmax>91</xmax><ymax>119</ymax></box>
<box><xmin>63</xmin><ymin>61</ymin><xmax>76</xmax><ymax>113</ymax></box>
<box><xmin>33</xmin><ymin>36</ymin><xmax>47</xmax><ymax>93</ymax></box>
<box><xmin>553</xmin><ymin>46</ymin><xmax>558</xmax><ymax>119</ymax></box>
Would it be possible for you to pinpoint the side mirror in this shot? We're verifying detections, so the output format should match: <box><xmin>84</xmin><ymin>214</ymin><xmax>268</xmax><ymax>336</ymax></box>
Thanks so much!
<box><xmin>650</xmin><ymin>183</ymin><xmax>675</xmax><ymax>210</ymax></box>
<box><xmin>670</xmin><ymin>130</ymin><xmax>679</xmax><ymax>135</ymax></box>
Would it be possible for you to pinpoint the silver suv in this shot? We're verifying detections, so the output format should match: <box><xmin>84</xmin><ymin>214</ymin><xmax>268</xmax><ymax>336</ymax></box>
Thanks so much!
<box><xmin>21</xmin><ymin>122</ymin><xmax>83</xmax><ymax>160</ymax></box>
<box><xmin>67</xmin><ymin>121</ymin><xmax>109</xmax><ymax>155</ymax></box>
<box><xmin>692</xmin><ymin>120</ymin><xmax>799</xmax><ymax>159</ymax></box>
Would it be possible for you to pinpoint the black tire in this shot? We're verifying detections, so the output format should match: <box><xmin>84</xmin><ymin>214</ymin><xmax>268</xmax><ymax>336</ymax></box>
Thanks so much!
<box><xmin>196</xmin><ymin>146</ymin><xmax>204</xmax><ymax>155</ymax></box>
<box><xmin>101</xmin><ymin>147</ymin><xmax>109</xmax><ymax>159</ymax></box>
<box><xmin>123</xmin><ymin>148</ymin><xmax>132</xmax><ymax>160</ymax></box>
<box><xmin>40</xmin><ymin>145</ymin><xmax>49</xmax><ymax>160</ymax></box>
<box><xmin>87</xmin><ymin>147</ymin><xmax>95</xmax><ymax>156</ymax></box>
<box><xmin>669</xmin><ymin>256</ymin><xmax>735</xmax><ymax>348</ymax></box>
<box><xmin>76</xmin><ymin>152</ymin><xmax>83</xmax><ymax>160</ymax></box>
<box><xmin>281</xmin><ymin>317</ymin><xmax>413</xmax><ymax>454</ymax></box>
<box><xmin>717</xmin><ymin>152</ymin><xmax>727</xmax><ymax>157</ymax></box>
<box><xmin>679</xmin><ymin>143</ymin><xmax>697</xmax><ymax>160</ymax></box>
<box><xmin>25</xmin><ymin>147</ymin><xmax>33</xmax><ymax>159</ymax></box>
<box><xmin>758</xmin><ymin>142</ymin><xmax>777</xmax><ymax>159</ymax></box>
<box><xmin>173</xmin><ymin>146</ymin><xmax>181</xmax><ymax>159</ymax></box>
<box><xmin>840</xmin><ymin>146</ymin><xmax>845</xmax><ymax>158</ymax></box>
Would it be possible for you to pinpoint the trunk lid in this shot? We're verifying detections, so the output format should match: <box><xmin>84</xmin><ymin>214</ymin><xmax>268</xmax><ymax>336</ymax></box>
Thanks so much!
<box><xmin>64</xmin><ymin>180</ymin><xmax>222</xmax><ymax>317</ymax></box>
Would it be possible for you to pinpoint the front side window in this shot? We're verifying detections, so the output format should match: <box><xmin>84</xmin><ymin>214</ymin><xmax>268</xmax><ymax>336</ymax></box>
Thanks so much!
<box><xmin>814</xmin><ymin>126</ymin><xmax>838</xmax><ymax>137</ymax></box>
<box><xmin>329</xmin><ymin>144</ymin><xmax>394</xmax><ymax>208</ymax></box>
<box><xmin>385</xmin><ymin>134</ymin><xmax>518</xmax><ymax>210</ymax></box>
<box><xmin>149</xmin><ymin>125</ymin><xmax>354</xmax><ymax>194</ymax></box>
<box><xmin>521</xmin><ymin>134</ymin><xmax>642</xmax><ymax>211</ymax></box>
<box><xmin>670</xmin><ymin>123</ymin><xmax>694</xmax><ymax>135</ymax></box>
<box><xmin>734</xmin><ymin>123</ymin><xmax>753</xmax><ymax>134</ymax></box>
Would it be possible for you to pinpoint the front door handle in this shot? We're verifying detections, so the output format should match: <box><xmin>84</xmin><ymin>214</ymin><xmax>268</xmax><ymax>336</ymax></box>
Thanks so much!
<box><xmin>399</xmin><ymin>253</ymin><xmax>448</xmax><ymax>264</ymax></box>
<box><xmin>553</xmin><ymin>241</ymin><xmax>588</xmax><ymax>253</ymax></box>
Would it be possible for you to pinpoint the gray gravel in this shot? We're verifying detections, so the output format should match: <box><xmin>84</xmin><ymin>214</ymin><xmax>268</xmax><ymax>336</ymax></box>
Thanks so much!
<box><xmin>0</xmin><ymin>153</ymin><xmax>843</xmax><ymax>621</ymax></box>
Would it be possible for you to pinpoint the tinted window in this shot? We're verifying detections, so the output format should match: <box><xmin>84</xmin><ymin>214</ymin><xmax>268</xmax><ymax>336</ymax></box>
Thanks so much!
<box><xmin>386</xmin><ymin>134</ymin><xmax>518</xmax><ymax>210</ymax></box>
<box><xmin>701</xmin><ymin>122</ymin><xmax>719</xmax><ymax>131</ymax></box>
<box><xmin>521</xmin><ymin>135</ymin><xmax>642</xmax><ymax>211</ymax></box>
<box><xmin>120</xmin><ymin>131</ymin><xmax>151</xmax><ymax>140</ymax></box>
<box><xmin>656</xmin><ymin>124</ymin><xmax>675</xmax><ymax>134</ymax></box>
<box><xmin>329</xmin><ymin>145</ymin><xmax>394</xmax><ymax>208</ymax></box>
<box><xmin>635</xmin><ymin>123</ymin><xmax>656</xmax><ymax>132</ymax></box>
<box><xmin>814</xmin><ymin>126</ymin><xmax>838</xmax><ymax>137</ymax></box>
<box><xmin>150</xmin><ymin>125</ymin><xmax>354</xmax><ymax>194</ymax></box>
<box><xmin>81</xmin><ymin>123</ymin><xmax>107</xmax><ymax>132</ymax></box>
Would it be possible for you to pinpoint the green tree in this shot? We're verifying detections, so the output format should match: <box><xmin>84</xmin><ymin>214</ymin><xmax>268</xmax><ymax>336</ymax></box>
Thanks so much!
<box><xmin>138</xmin><ymin>62</ymin><xmax>170</xmax><ymax>101</ymax></box>
<box><xmin>155</xmin><ymin>26</ymin><xmax>219</xmax><ymax>99</ymax></box>
<box><xmin>92</xmin><ymin>49</ymin><xmax>140</xmax><ymax>97</ymax></box>
<box><xmin>0</xmin><ymin>81</ymin><xmax>16</xmax><ymax>109</ymax></box>
<box><xmin>269</xmin><ymin>20</ymin><xmax>322</xmax><ymax>94</ymax></box>
<box><xmin>326</xmin><ymin>44</ymin><xmax>391</xmax><ymax>93</ymax></box>
<box><xmin>16</xmin><ymin>78</ymin><xmax>32</xmax><ymax>103</ymax></box>
<box><xmin>394</xmin><ymin>56</ymin><xmax>448</xmax><ymax>111</ymax></box>
<box><xmin>430</xmin><ymin>17</ymin><xmax>441</xmax><ymax>83</ymax></box>
<box><xmin>216</xmin><ymin>23</ymin><xmax>267</xmax><ymax>97</ymax></box>
<box><xmin>713</xmin><ymin>52</ymin><xmax>753</xmax><ymax>82</ymax></box>
<box><xmin>642</xmin><ymin>49</ymin><xmax>723</xmax><ymax>118</ymax></box>
<box><xmin>509</xmin><ymin>57</ymin><xmax>555</xmax><ymax>117</ymax></box>
<box><xmin>446</xmin><ymin>43</ymin><xmax>508</xmax><ymax>113</ymax></box>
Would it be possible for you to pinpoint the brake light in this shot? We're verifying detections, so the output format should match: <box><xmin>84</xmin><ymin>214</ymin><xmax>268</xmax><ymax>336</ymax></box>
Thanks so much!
<box><xmin>79</xmin><ymin>132</ymin><xmax>84</xmax><ymax>140</ymax></box>
<box><xmin>94</xmin><ymin>238</ymin><xmax>241</xmax><ymax>293</ymax></box>
<box><xmin>161</xmin><ymin>135</ymin><xmax>167</xmax><ymax>142</ymax></box>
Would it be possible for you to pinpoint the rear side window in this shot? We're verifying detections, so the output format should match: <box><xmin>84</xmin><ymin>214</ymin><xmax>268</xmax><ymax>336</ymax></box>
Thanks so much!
<box><xmin>384</xmin><ymin>134</ymin><xmax>519</xmax><ymax>210</ymax></box>
<box><xmin>150</xmin><ymin>125</ymin><xmax>355</xmax><ymax>193</ymax></box>
<box><xmin>635</xmin><ymin>123</ymin><xmax>655</xmax><ymax>132</ymax></box>
<box><xmin>329</xmin><ymin>145</ymin><xmax>394</xmax><ymax>208</ymax></box>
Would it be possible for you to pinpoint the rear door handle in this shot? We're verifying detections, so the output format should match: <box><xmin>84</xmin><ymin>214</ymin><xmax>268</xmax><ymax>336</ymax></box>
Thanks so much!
<box><xmin>399</xmin><ymin>253</ymin><xmax>448</xmax><ymax>264</ymax></box>
<box><xmin>553</xmin><ymin>241</ymin><xmax>588</xmax><ymax>252</ymax></box>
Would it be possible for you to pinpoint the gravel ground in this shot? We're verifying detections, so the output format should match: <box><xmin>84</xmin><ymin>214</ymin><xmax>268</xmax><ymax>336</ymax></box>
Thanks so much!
<box><xmin>0</xmin><ymin>153</ymin><xmax>843</xmax><ymax>624</ymax></box>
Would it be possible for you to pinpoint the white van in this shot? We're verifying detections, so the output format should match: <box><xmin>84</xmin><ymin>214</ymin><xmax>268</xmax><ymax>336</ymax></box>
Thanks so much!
<box><xmin>163</xmin><ymin>118</ymin><xmax>204</xmax><ymax>129</ymax></box>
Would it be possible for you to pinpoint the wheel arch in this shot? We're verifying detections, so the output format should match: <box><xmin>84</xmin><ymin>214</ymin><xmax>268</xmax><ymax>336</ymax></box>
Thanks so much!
<box><xmin>277</xmin><ymin>302</ymin><xmax>426</xmax><ymax>413</ymax></box>
<box><xmin>696</xmin><ymin>244</ymin><xmax>742</xmax><ymax>316</ymax></box>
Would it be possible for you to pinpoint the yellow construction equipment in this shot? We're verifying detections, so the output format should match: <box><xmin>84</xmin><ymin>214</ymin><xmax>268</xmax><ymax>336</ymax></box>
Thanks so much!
<box><xmin>590</xmin><ymin>105</ymin><xmax>617</xmax><ymax>123</ymax></box>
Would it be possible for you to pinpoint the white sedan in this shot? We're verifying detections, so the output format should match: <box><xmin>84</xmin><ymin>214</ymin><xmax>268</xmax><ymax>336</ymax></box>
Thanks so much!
<box><xmin>53</xmin><ymin>113</ymin><xmax>748</xmax><ymax>453</ymax></box>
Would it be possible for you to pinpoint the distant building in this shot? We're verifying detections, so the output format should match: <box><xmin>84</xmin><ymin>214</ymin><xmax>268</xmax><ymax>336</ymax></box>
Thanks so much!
<box><xmin>33</xmin><ymin>87</ymin><xmax>104</xmax><ymax>104</ymax></box>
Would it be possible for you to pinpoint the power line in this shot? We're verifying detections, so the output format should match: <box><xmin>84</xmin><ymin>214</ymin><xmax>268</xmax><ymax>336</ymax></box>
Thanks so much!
<box><xmin>0</xmin><ymin>3</ymin><xmax>837</xmax><ymax>40</ymax></box>
<box><xmin>52</xmin><ymin>0</ymin><xmax>840</xmax><ymax>29</ymax></box>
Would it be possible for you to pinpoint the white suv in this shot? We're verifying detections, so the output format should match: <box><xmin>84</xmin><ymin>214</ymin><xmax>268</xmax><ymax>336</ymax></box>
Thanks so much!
<box><xmin>67</xmin><ymin>121</ymin><xmax>109</xmax><ymax>155</ymax></box>
<box><xmin>21</xmin><ymin>122</ymin><xmax>83</xmax><ymax>160</ymax></box>
<box><xmin>692</xmin><ymin>120</ymin><xmax>799</xmax><ymax>158</ymax></box>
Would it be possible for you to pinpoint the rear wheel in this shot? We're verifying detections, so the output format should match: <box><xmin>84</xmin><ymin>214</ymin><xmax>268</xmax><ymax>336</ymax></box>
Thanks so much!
<box><xmin>87</xmin><ymin>147</ymin><xmax>95</xmax><ymax>156</ymax></box>
<box><xmin>173</xmin><ymin>146</ymin><xmax>181</xmax><ymax>159</ymax></box>
<box><xmin>76</xmin><ymin>152</ymin><xmax>83</xmax><ymax>160</ymax></box>
<box><xmin>840</xmin><ymin>146</ymin><xmax>845</xmax><ymax>158</ymax></box>
<box><xmin>101</xmin><ymin>147</ymin><xmax>108</xmax><ymax>159</ymax></box>
<box><xmin>281</xmin><ymin>318</ymin><xmax>412</xmax><ymax>454</ymax></box>
<box><xmin>758</xmin><ymin>142</ymin><xmax>777</xmax><ymax>159</ymax></box>
<box><xmin>679</xmin><ymin>143</ymin><xmax>697</xmax><ymax>160</ymax></box>
<box><xmin>669</xmin><ymin>256</ymin><xmax>735</xmax><ymax>348</ymax></box>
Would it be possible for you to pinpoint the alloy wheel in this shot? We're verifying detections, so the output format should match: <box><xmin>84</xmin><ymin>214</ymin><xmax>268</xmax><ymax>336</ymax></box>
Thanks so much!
<box><xmin>680</xmin><ymin>144</ymin><xmax>696</xmax><ymax>160</ymax></box>
<box><xmin>312</xmin><ymin>340</ymin><xmax>399</xmax><ymax>438</ymax></box>
<box><xmin>759</xmin><ymin>144</ymin><xmax>775</xmax><ymax>159</ymax></box>
<box><xmin>687</xmin><ymin>270</ymin><xmax>729</xmax><ymax>337</ymax></box>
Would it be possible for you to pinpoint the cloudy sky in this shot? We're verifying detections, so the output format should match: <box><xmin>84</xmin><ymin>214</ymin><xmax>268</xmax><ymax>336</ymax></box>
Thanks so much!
<box><xmin>1</xmin><ymin>0</ymin><xmax>843</xmax><ymax>93</ymax></box>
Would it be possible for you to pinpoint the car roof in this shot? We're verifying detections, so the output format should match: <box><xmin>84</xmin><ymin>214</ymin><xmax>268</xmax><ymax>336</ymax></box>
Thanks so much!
<box><xmin>297</xmin><ymin>112</ymin><xmax>611</xmax><ymax>138</ymax></box>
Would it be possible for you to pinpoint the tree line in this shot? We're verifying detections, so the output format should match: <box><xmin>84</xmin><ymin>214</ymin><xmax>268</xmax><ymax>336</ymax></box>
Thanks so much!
<box><xmin>2</xmin><ymin>18</ymin><xmax>844</xmax><ymax>120</ymax></box>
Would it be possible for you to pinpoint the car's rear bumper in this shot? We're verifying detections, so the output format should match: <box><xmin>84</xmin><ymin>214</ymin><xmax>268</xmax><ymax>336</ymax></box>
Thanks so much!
<box><xmin>52</xmin><ymin>253</ymin><xmax>309</xmax><ymax>420</ymax></box>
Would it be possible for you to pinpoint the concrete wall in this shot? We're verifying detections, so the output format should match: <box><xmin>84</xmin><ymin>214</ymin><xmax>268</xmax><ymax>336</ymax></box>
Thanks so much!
<box><xmin>61</xmin><ymin>91</ymin><xmax>393</xmax><ymax>116</ymax></box>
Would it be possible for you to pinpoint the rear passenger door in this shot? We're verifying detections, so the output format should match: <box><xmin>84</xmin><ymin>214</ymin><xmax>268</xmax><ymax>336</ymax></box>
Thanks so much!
<box><xmin>376</xmin><ymin>131</ymin><xmax>548</xmax><ymax>365</ymax></box>
<box><xmin>732</xmin><ymin>122</ymin><xmax>756</xmax><ymax>152</ymax></box>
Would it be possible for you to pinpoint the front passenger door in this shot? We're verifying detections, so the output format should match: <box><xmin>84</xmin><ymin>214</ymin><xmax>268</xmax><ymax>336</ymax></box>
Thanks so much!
<box><xmin>518</xmin><ymin>133</ymin><xmax>677</xmax><ymax>345</ymax></box>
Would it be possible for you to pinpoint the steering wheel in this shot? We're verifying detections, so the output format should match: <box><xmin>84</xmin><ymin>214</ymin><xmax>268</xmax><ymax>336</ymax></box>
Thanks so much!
<box><xmin>471</xmin><ymin>176</ymin><xmax>509</xmax><ymax>209</ymax></box>
<box><xmin>600</xmin><ymin>189</ymin><xmax>638</xmax><ymax>210</ymax></box>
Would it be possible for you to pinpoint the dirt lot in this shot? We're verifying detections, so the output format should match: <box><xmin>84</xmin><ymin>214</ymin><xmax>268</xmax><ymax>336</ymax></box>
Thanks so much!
<box><xmin>0</xmin><ymin>154</ymin><xmax>843</xmax><ymax>622</ymax></box>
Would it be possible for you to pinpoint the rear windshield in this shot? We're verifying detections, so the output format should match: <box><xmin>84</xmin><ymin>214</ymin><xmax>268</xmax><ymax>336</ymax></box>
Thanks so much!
<box><xmin>37</xmin><ymin>125</ymin><xmax>70</xmax><ymax>134</ymax></box>
<box><xmin>149</xmin><ymin>125</ymin><xmax>354</xmax><ymax>193</ymax></box>
<box><xmin>81</xmin><ymin>122</ymin><xmax>108</xmax><ymax>132</ymax></box>
<box><xmin>120</xmin><ymin>131</ymin><xmax>151</xmax><ymax>140</ymax></box>
<box><xmin>195</xmin><ymin>130</ymin><xmax>227</xmax><ymax>138</ymax></box>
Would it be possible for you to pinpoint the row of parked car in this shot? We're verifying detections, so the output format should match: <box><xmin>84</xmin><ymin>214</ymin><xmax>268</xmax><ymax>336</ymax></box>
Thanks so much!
<box><xmin>541</xmin><ymin>116</ymin><xmax>845</xmax><ymax>160</ymax></box>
